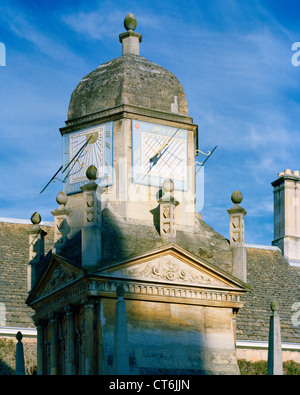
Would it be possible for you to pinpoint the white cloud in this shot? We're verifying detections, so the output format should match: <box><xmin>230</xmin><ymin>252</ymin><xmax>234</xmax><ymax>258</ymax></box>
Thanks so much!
<box><xmin>62</xmin><ymin>9</ymin><xmax>122</xmax><ymax>40</ymax></box>
<box><xmin>0</xmin><ymin>0</ymin><xmax>299</xmax><ymax>245</ymax></box>
<box><xmin>0</xmin><ymin>4</ymin><xmax>80</xmax><ymax>64</ymax></box>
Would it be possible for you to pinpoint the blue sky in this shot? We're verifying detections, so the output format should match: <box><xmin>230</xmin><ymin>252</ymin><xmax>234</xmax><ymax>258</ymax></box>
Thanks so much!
<box><xmin>0</xmin><ymin>0</ymin><xmax>300</xmax><ymax>245</ymax></box>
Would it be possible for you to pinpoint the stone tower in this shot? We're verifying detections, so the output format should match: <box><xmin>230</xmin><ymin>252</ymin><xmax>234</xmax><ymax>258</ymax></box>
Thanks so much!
<box><xmin>272</xmin><ymin>169</ymin><xmax>300</xmax><ymax>267</ymax></box>
<box><xmin>61</xmin><ymin>12</ymin><xmax>197</xmax><ymax>236</ymax></box>
<box><xmin>26</xmin><ymin>14</ymin><xmax>248</xmax><ymax>375</ymax></box>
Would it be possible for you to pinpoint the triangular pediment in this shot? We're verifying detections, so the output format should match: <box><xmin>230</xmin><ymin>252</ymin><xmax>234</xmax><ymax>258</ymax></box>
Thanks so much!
<box><xmin>27</xmin><ymin>254</ymin><xmax>84</xmax><ymax>304</ymax></box>
<box><xmin>97</xmin><ymin>244</ymin><xmax>248</xmax><ymax>291</ymax></box>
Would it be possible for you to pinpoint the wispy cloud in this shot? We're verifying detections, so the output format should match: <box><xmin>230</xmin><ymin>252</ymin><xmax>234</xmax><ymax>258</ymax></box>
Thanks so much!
<box><xmin>0</xmin><ymin>3</ymin><xmax>81</xmax><ymax>64</ymax></box>
<box><xmin>62</xmin><ymin>9</ymin><xmax>123</xmax><ymax>40</ymax></box>
<box><xmin>0</xmin><ymin>0</ymin><xmax>299</xmax><ymax>245</ymax></box>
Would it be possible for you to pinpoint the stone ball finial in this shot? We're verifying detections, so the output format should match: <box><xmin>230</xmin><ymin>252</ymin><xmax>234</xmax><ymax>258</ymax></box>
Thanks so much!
<box><xmin>86</xmin><ymin>165</ymin><xmax>97</xmax><ymax>181</ymax></box>
<box><xmin>231</xmin><ymin>190</ymin><xmax>243</xmax><ymax>205</ymax></box>
<box><xmin>162</xmin><ymin>178</ymin><xmax>174</xmax><ymax>193</ymax></box>
<box><xmin>116</xmin><ymin>284</ymin><xmax>125</xmax><ymax>298</ymax></box>
<box><xmin>56</xmin><ymin>191</ymin><xmax>68</xmax><ymax>206</ymax></box>
<box><xmin>16</xmin><ymin>331</ymin><xmax>23</xmax><ymax>341</ymax></box>
<box><xmin>124</xmin><ymin>13</ymin><xmax>137</xmax><ymax>31</ymax></box>
<box><xmin>31</xmin><ymin>212</ymin><xmax>41</xmax><ymax>225</ymax></box>
<box><xmin>270</xmin><ymin>300</ymin><xmax>279</xmax><ymax>312</ymax></box>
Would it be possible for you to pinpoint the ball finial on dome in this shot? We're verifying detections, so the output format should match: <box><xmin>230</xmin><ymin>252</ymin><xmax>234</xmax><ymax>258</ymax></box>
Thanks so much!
<box><xmin>231</xmin><ymin>190</ymin><xmax>243</xmax><ymax>205</ymax></box>
<box><xmin>124</xmin><ymin>13</ymin><xmax>137</xmax><ymax>31</ymax></box>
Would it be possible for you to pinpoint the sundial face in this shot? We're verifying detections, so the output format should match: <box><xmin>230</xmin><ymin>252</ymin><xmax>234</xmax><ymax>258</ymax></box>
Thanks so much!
<box><xmin>132</xmin><ymin>120</ymin><xmax>188</xmax><ymax>191</ymax></box>
<box><xmin>62</xmin><ymin>122</ymin><xmax>113</xmax><ymax>194</ymax></box>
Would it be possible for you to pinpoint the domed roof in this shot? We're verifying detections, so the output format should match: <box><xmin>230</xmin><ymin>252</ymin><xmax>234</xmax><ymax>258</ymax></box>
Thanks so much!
<box><xmin>67</xmin><ymin>14</ymin><xmax>189</xmax><ymax>121</ymax></box>
<box><xmin>68</xmin><ymin>54</ymin><xmax>189</xmax><ymax>120</ymax></box>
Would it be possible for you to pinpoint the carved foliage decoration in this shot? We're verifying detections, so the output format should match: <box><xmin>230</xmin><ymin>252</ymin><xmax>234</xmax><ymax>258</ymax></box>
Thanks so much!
<box><xmin>41</xmin><ymin>264</ymin><xmax>81</xmax><ymax>297</ymax></box>
<box><xmin>105</xmin><ymin>255</ymin><xmax>227</xmax><ymax>287</ymax></box>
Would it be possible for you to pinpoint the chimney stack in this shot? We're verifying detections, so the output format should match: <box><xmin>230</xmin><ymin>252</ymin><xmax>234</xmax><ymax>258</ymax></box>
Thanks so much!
<box><xmin>272</xmin><ymin>170</ymin><xmax>300</xmax><ymax>267</ymax></box>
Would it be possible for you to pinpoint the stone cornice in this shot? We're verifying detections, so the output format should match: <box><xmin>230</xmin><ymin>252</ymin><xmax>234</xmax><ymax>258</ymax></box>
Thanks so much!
<box><xmin>28</xmin><ymin>245</ymin><xmax>248</xmax><ymax>319</ymax></box>
<box><xmin>272</xmin><ymin>174</ymin><xmax>300</xmax><ymax>187</ymax></box>
<box><xmin>60</xmin><ymin>104</ymin><xmax>196</xmax><ymax>136</ymax></box>
<box><xmin>30</xmin><ymin>275</ymin><xmax>246</xmax><ymax>320</ymax></box>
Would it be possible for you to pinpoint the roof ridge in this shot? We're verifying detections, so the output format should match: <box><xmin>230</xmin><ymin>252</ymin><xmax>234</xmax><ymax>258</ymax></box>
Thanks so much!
<box><xmin>245</xmin><ymin>243</ymin><xmax>280</xmax><ymax>251</ymax></box>
<box><xmin>0</xmin><ymin>217</ymin><xmax>54</xmax><ymax>226</ymax></box>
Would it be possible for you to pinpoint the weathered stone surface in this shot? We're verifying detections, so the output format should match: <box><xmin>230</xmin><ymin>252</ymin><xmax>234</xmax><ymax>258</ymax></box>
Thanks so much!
<box><xmin>101</xmin><ymin>299</ymin><xmax>240</xmax><ymax>375</ymax></box>
<box><xmin>267</xmin><ymin>302</ymin><xmax>283</xmax><ymax>375</ymax></box>
<box><xmin>68</xmin><ymin>54</ymin><xmax>189</xmax><ymax>120</ymax></box>
<box><xmin>99</xmin><ymin>207</ymin><xmax>233</xmax><ymax>274</ymax></box>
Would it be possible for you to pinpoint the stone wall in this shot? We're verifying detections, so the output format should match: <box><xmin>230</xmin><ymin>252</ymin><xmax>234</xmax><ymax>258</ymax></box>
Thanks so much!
<box><xmin>101</xmin><ymin>298</ymin><xmax>240</xmax><ymax>375</ymax></box>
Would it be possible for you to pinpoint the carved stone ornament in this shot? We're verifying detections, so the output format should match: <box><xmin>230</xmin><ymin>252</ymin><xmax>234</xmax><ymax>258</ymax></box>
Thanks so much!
<box><xmin>104</xmin><ymin>255</ymin><xmax>226</xmax><ymax>287</ymax></box>
<box><xmin>41</xmin><ymin>265</ymin><xmax>81</xmax><ymax>297</ymax></box>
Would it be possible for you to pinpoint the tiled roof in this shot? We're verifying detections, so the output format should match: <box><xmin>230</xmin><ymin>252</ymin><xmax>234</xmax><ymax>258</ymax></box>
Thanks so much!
<box><xmin>0</xmin><ymin>221</ymin><xmax>54</xmax><ymax>328</ymax></box>
<box><xmin>236</xmin><ymin>247</ymin><xmax>300</xmax><ymax>343</ymax></box>
<box><xmin>1</xmin><ymin>215</ymin><xmax>299</xmax><ymax>347</ymax></box>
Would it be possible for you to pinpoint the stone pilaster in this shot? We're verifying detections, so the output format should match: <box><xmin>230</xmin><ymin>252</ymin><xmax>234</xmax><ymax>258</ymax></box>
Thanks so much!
<box><xmin>80</xmin><ymin>165</ymin><xmax>102</xmax><ymax>269</ymax></box>
<box><xmin>49</xmin><ymin>313</ymin><xmax>59</xmax><ymax>375</ymax></box>
<box><xmin>51</xmin><ymin>191</ymin><xmax>70</xmax><ymax>252</ymax></box>
<box><xmin>113</xmin><ymin>285</ymin><xmax>129</xmax><ymax>375</ymax></box>
<box><xmin>27</xmin><ymin>212</ymin><xmax>47</xmax><ymax>291</ymax></box>
<box><xmin>75</xmin><ymin>328</ymin><xmax>83</xmax><ymax>375</ymax></box>
<box><xmin>227</xmin><ymin>191</ymin><xmax>247</xmax><ymax>282</ymax></box>
<box><xmin>96</xmin><ymin>300</ymin><xmax>106</xmax><ymax>375</ymax></box>
<box><xmin>158</xmin><ymin>179</ymin><xmax>179</xmax><ymax>242</ymax></box>
<box><xmin>83</xmin><ymin>298</ymin><xmax>95</xmax><ymax>375</ymax></box>
<box><xmin>35</xmin><ymin>319</ymin><xmax>46</xmax><ymax>375</ymax></box>
<box><xmin>65</xmin><ymin>305</ymin><xmax>76</xmax><ymax>375</ymax></box>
